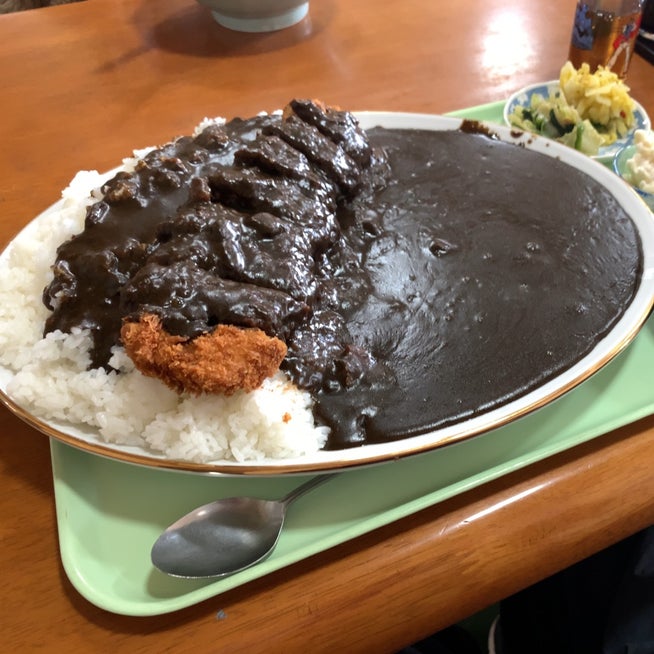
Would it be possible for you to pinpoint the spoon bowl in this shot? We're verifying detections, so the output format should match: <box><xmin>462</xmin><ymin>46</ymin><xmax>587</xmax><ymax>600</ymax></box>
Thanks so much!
<box><xmin>151</xmin><ymin>474</ymin><xmax>334</xmax><ymax>578</ymax></box>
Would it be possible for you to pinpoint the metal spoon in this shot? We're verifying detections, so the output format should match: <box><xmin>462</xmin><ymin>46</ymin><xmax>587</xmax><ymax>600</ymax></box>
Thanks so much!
<box><xmin>151</xmin><ymin>474</ymin><xmax>334</xmax><ymax>578</ymax></box>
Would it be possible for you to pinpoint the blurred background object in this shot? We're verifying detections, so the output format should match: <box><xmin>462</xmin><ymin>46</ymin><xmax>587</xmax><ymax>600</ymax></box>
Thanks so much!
<box><xmin>636</xmin><ymin>0</ymin><xmax>654</xmax><ymax>62</ymax></box>
<box><xmin>642</xmin><ymin>0</ymin><xmax>654</xmax><ymax>28</ymax></box>
<box><xmin>0</xmin><ymin>0</ymin><xmax>83</xmax><ymax>13</ymax></box>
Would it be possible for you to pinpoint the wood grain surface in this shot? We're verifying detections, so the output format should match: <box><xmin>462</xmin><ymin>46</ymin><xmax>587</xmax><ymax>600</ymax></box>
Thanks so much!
<box><xmin>1</xmin><ymin>1</ymin><xmax>653</xmax><ymax>652</ymax></box>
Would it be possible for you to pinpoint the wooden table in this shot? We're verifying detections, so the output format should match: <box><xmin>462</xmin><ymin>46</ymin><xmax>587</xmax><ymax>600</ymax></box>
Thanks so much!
<box><xmin>1</xmin><ymin>0</ymin><xmax>653</xmax><ymax>651</ymax></box>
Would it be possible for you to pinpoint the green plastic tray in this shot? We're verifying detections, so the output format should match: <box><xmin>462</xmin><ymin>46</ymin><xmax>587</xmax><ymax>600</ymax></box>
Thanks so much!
<box><xmin>49</xmin><ymin>102</ymin><xmax>654</xmax><ymax>616</ymax></box>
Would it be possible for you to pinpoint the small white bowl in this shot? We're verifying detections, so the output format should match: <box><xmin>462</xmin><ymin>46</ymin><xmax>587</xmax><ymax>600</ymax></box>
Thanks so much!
<box><xmin>613</xmin><ymin>144</ymin><xmax>654</xmax><ymax>213</ymax></box>
<box><xmin>197</xmin><ymin>0</ymin><xmax>309</xmax><ymax>32</ymax></box>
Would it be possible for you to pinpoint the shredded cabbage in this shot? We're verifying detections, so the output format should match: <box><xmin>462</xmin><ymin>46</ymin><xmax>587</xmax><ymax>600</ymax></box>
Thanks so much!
<box><xmin>508</xmin><ymin>61</ymin><xmax>636</xmax><ymax>156</ymax></box>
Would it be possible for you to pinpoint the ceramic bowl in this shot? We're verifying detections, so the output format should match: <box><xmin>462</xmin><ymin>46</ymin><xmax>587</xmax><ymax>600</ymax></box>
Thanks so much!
<box><xmin>196</xmin><ymin>0</ymin><xmax>309</xmax><ymax>32</ymax></box>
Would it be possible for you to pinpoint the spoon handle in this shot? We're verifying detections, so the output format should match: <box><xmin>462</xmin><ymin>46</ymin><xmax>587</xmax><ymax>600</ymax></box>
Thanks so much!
<box><xmin>281</xmin><ymin>473</ymin><xmax>336</xmax><ymax>506</ymax></box>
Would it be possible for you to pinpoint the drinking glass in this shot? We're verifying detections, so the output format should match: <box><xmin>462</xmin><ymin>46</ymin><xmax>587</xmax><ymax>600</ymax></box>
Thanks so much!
<box><xmin>569</xmin><ymin>0</ymin><xmax>645</xmax><ymax>77</ymax></box>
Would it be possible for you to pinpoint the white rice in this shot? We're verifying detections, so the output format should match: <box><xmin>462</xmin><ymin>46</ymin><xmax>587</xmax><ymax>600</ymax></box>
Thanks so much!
<box><xmin>0</xmin><ymin>149</ymin><xmax>329</xmax><ymax>463</ymax></box>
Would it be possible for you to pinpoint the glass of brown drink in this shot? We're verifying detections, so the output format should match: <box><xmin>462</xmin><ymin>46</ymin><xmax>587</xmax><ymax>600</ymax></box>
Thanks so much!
<box><xmin>569</xmin><ymin>0</ymin><xmax>644</xmax><ymax>77</ymax></box>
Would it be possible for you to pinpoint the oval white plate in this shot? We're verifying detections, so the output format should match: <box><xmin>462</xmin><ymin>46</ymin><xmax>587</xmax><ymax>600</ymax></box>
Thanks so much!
<box><xmin>503</xmin><ymin>80</ymin><xmax>651</xmax><ymax>162</ymax></box>
<box><xmin>2</xmin><ymin>112</ymin><xmax>654</xmax><ymax>475</ymax></box>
